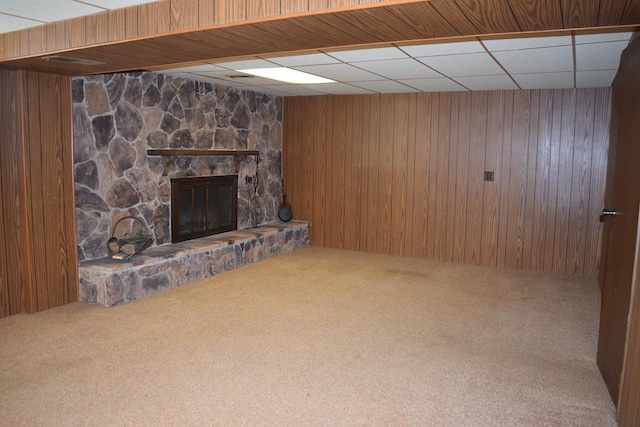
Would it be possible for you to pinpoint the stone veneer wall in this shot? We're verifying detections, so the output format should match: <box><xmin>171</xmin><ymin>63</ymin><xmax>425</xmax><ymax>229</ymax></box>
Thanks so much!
<box><xmin>73</xmin><ymin>72</ymin><xmax>283</xmax><ymax>261</ymax></box>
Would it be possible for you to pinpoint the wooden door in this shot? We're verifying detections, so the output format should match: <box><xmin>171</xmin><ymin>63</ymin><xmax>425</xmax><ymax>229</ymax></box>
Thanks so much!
<box><xmin>596</xmin><ymin>35</ymin><xmax>640</xmax><ymax>418</ymax></box>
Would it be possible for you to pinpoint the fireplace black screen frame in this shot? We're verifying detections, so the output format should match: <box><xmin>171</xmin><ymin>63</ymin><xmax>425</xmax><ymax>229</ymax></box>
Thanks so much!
<box><xmin>170</xmin><ymin>175</ymin><xmax>238</xmax><ymax>243</ymax></box>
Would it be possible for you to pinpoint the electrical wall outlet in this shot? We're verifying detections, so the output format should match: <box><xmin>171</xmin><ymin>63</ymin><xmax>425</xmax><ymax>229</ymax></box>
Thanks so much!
<box><xmin>484</xmin><ymin>171</ymin><xmax>494</xmax><ymax>182</ymax></box>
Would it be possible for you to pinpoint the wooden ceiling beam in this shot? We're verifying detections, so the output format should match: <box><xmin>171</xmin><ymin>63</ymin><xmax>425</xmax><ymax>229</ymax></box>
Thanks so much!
<box><xmin>0</xmin><ymin>0</ymin><xmax>637</xmax><ymax>76</ymax></box>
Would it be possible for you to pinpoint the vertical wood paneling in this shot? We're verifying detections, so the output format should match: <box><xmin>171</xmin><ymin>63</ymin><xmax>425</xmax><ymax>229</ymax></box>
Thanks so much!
<box><xmin>391</xmin><ymin>94</ymin><xmax>409</xmax><ymax>256</ymax></box>
<box><xmin>434</xmin><ymin>92</ymin><xmax>450</xmax><ymax>262</ymax></box>
<box><xmin>85</xmin><ymin>13</ymin><xmax>110</xmax><ymax>45</ymax></box>
<box><xmin>377</xmin><ymin>95</ymin><xmax>394</xmax><ymax>254</ymax></box>
<box><xmin>330</xmin><ymin>96</ymin><xmax>346</xmax><ymax>249</ymax></box>
<box><xmin>216</xmin><ymin>0</ymin><xmax>247</xmax><ymax>23</ymax></box>
<box><xmin>522</xmin><ymin>91</ymin><xmax>540</xmax><ymax>271</ymax></box>
<box><xmin>566</xmin><ymin>89</ymin><xmax>593</xmax><ymax>275</ymax></box>
<box><xmin>309</xmin><ymin>0</ymin><xmax>329</xmax><ymax>10</ymax></box>
<box><xmin>125</xmin><ymin>7</ymin><xmax>139</xmax><ymax>38</ymax></box>
<box><xmin>452</xmin><ymin>92</ymin><xmax>471</xmax><ymax>263</ymax></box>
<box><xmin>445</xmin><ymin>94</ymin><xmax>459</xmax><ymax>261</ymax></box>
<box><xmin>403</xmin><ymin>94</ymin><xmax>418</xmax><ymax>257</ymax></box>
<box><xmin>585</xmin><ymin>88</ymin><xmax>611</xmax><ymax>277</ymax></box>
<box><xmin>481</xmin><ymin>91</ymin><xmax>504</xmax><ymax>267</ymax></box>
<box><xmin>312</xmin><ymin>97</ymin><xmax>328</xmax><ymax>247</ymax></box>
<box><xmin>283</xmin><ymin>88</ymin><xmax>610</xmax><ymax>277</ymax></box>
<box><xmin>426</xmin><ymin>94</ymin><xmax>440</xmax><ymax>259</ymax></box>
<box><xmin>552</xmin><ymin>89</ymin><xmax>577</xmax><ymax>272</ymax></box>
<box><xmin>505</xmin><ymin>91</ymin><xmax>531</xmax><ymax>270</ymax></box>
<box><xmin>0</xmin><ymin>70</ymin><xmax>28</xmax><ymax>317</ymax></box>
<box><xmin>27</xmin><ymin>26</ymin><xmax>47</xmax><ymax>55</ymax></box>
<box><xmin>366</xmin><ymin>96</ymin><xmax>381</xmax><ymax>253</ymax></box>
<box><xmin>66</xmin><ymin>17</ymin><xmax>86</xmax><ymax>48</ymax></box>
<box><xmin>0</xmin><ymin>70</ymin><xmax>77</xmax><ymax>318</ymax></box>
<box><xmin>109</xmin><ymin>9</ymin><xmax>127</xmax><ymax>41</ymax></box>
<box><xmin>465</xmin><ymin>92</ymin><xmax>487</xmax><ymax>265</ymax></box>
<box><xmin>543</xmin><ymin>91</ymin><xmax>563</xmax><ymax>272</ymax></box>
<box><xmin>171</xmin><ymin>0</ymin><xmax>200</xmax><ymax>30</ymax></box>
<box><xmin>412</xmin><ymin>94</ymin><xmax>431</xmax><ymax>258</ymax></box>
<box><xmin>247</xmin><ymin>0</ymin><xmax>281</xmax><ymax>20</ymax></box>
<box><xmin>496</xmin><ymin>91</ymin><xmax>513</xmax><ymax>268</ymax></box>
<box><xmin>199</xmin><ymin>0</ymin><xmax>216</xmax><ymax>26</ymax></box>
<box><xmin>282</xmin><ymin>0</ymin><xmax>310</xmax><ymax>14</ymax></box>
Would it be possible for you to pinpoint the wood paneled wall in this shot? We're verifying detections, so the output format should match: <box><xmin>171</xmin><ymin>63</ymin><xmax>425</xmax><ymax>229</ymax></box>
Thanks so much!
<box><xmin>0</xmin><ymin>70</ymin><xmax>78</xmax><ymax>318</ymax></box>
<box><xmin>283</xmin><ymin>89</ymin><xmax>610</xmax><ymax>277</ymax></box>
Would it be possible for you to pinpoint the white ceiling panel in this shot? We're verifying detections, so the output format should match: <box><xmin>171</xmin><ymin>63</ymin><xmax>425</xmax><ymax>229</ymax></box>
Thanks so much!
<box><xmin>576</xmin><ymin>70</ymin><xmax>618</xmax><ymax>88</ymax></box>
<box><xmin>165</xmin><ymin>64</ymin><xmax>227</xmax><ymax>73</ymax></box>
<box><xmin>215</xmin><ymin>58</ymin><xmax>276</xmax><ymax>70</ymax></box>
<box><xmin>512</xmin><ymin>72</ymin><xmax>574</xmax><ymax>89</ymax></box>
<box><xmin>399</xmin><ymin>78</ymin><xmax>467</xmax><ymax>92</ymax></box>
<box><xmin>492</xmin><ymin>45</ymin><xmax>573</xmax><ymax>74</ymax></box>
<box><xmin>353</xmin><ymin>58</ymin><xmax>442</xmax><ymax>79</ymax></box>
<box><xmin>293</xmin><ymin>63</ymin><xmax>382</xmax><ymax>82</ymax></box>
<box><xmin>453</xmin><ymin>75</ymin><xmax>518</xmax><ymax>91</ymax></box>
<box><xmin>0</xmin><ymin>13</ymin><xmax>42</xmax><ymax>32</ymax></box>
<box><xmin>575</xmin><ymin>41</ymin><xmax>628</xmax><ymax>71</ymax></box>
<box><xmin>265</xmin><ymin>53</ymin><xmax>340</xmax><ymax>67</ymax></box>
<box><xmin>417</xmin><ymin>52</ymin><xmax>505</xmax><ymax>77</ymax></box>
<box><xmin>483</xmin><ymin>35</ymin><xmax>571</xmax><ymax>51</ymax></box>
<box><xmin>400</xmin><ymin>41</ymin><xmax>485</xmax><ymax>57</ymax></box>
<box><xmin>351</xmin><ymin>80</ymin><xmax>420</xmax><ymax>93</ymax></box>
<box><xmin>0</xmin><ymin>0</ymin><xmax>103</xmax><ymax>23</ymax></box>
<box><xmin>262</xmin><ymin>85</ymin><xmax>327</xmax><ymax>96</ymax></box>
<box><xmin>326</xmin><ymin>46</ymin><xmax>408</xmax><ymax>62</ymax></box>
<box><xmin>576</xmin><ymin>32</ymin><xmax>633</xmax><ymax>44</ymax></box>
<box><xmin>301</xmin><ymin>82</ymin><xmax>376</xmax><ymax>95</ymax></box>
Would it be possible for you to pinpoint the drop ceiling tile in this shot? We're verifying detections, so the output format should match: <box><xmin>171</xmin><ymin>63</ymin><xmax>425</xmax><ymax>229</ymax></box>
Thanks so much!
<box><xmin>453</xmin><ymin>75</ymin><xmax>518</xmax><ymax>91</ymax></box>
<box><xmin>294</xmin><ymin>63</ymin><xmax>382</xmax><ymax>82</ymax></box>
<box><xmin>492</xmin><ymin>46</ymin><xmax>573</xmax><ymax>74</ymax></box>
<box><xmin>0</xmin><ymin>0</ymin><xmax>103</xmax><ymax>23</ymax></box>
<box><xmin>575</xmin><ymin>32</ymin><xmax>633</xmax><ymax>44</ymax></box>
<box><xmin>417</xmin><ymin>52</ymin><xmax>504</xmax><ymax>77</ymax></box>
<box><xmin>483</xmin><ymin>35</ymin><xmax>571</xmax><ymax>51</ymax></box>
<box><xmin>351</xmin><ymin>80</ymin><xmax>419</xmax><ymax>94</ymax></box>
<box><xmin>214</xmin><ymin>58</ymin><xmax>276</xmax><ymax>70</ymax></box>
<box><xmin>262</xmin><ymin>85</ymin><xmax>327</xmax><ymax>96</ymax></box>
<box><xmin>264</xmin><ymin>53</ymin><xmax>340</xmax><ymax>67</ymax></box>
<box><xmin>301</xmin><ymin>82</ymin><xmax>376</xmax><ymax>95</ymax></box>
<box><xmin>399</xmin><ymin>78</ymin><xmax>467</xmax><ymax>92</ymax></box>
<box><xmin>576</xmin><ymin>70</ymin><xmax>618</xmax><ymax>88</ymax></box>
<box><xmin>575</xmin><ymin>41</ymin><xmax>628</xmax><ymax>71</ymax></box>
<box><xmin>512</xmin><ymin>72</ymin><xmax>574</xmax><ymax>89</ymax></box>
<box><xmin>353</xmin><ymin>58</ymin><xmax>441</xmax><ymax>79</ymax></box>
<box><xmin>0</xmin><ymin>14</ymin><xmax>42</xmax><ymax>32</ymax></box>
<box><xmin>162</xmin><ymin>64</ymin><xmax>226</xmax><ymax>73</ymax></box>
<box><xmin>326</xmin><ymin>46</ymin><xmax>408</xmax><ymax>62</ymax></box>
<box><xmin>82</xmin><ymin>0</ymin><xmax>157</xmax><ymax>9</ymax></box>
<box><xmin>400</xmin><ymin>41</ymin><xmax>485</xmax><ymax>57</ymax></box>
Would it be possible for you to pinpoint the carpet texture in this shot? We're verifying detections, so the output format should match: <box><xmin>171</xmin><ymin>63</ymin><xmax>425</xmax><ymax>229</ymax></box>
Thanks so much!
<box><xmin>0</xmin><ymin>247</ymin><xmax>617</xmax><ymax>426</ymax></box>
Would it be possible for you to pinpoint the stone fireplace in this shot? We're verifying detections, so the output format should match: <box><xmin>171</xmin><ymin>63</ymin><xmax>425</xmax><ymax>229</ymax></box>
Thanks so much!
<box><xmin>73</xmin><ymin>71</ymin><xmax>284</xmax><ymax>262</ymax></box>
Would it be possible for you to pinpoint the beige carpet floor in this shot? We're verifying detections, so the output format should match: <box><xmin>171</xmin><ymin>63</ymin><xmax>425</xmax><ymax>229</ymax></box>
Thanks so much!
<box><xmin>0</xmin><ymin>247</ymin><xmax>617</xmax><ymax>426</ymax></box>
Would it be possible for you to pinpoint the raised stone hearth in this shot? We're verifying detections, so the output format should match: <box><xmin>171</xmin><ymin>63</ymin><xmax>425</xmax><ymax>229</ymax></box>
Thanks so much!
<box><xmin>79</xmin><ymin>221</ymin><xmax>309</xmax><ymax>307</ymax></box>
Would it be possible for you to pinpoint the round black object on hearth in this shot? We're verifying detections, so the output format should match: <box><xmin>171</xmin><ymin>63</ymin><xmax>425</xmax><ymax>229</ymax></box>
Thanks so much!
<box><xmin>278</xmin><ymin>194</ymin><xmax>293</xmax><ymax>222</ymax></box>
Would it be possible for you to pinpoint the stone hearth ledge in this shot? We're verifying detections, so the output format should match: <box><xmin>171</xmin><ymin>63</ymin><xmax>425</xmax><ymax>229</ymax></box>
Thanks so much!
<box><xmin>79</xmin><ymin>221</ymin><xmax>309</xmax><ymax>307</ymax></box>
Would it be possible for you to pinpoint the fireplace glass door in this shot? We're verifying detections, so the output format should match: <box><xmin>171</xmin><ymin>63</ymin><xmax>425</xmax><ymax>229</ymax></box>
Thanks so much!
<box><xmin>171</xmin><ymin>175</ymin><xmax>237</xmax><ymax>243</ymax></box>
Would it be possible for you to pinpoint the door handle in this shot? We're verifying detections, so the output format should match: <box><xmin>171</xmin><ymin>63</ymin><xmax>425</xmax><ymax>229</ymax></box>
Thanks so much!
<box><xmin>602</xmin><ymin>209</ymin><xmax>619</xmax><ymax>218</ymax></box>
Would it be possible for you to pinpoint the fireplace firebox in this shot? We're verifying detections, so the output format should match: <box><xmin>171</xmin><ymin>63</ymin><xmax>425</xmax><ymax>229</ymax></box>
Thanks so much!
<box><xmin>171</xmin><ymin>175</ymin><xmax>238</xmax><ymax>243</ymax></box>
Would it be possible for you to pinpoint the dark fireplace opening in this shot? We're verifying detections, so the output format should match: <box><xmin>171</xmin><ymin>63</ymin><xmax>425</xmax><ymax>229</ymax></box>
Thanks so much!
<box><xmin>170</xmin><ymin>175</ymin><xmax>238</xmax><ymax>243</ymax></box>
